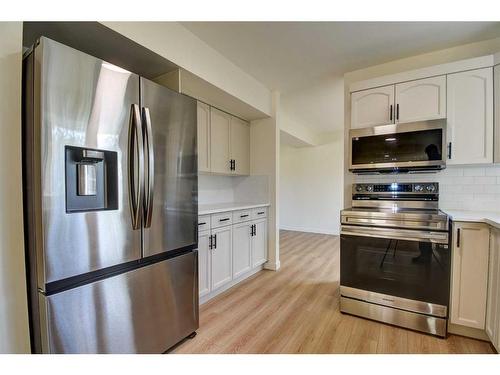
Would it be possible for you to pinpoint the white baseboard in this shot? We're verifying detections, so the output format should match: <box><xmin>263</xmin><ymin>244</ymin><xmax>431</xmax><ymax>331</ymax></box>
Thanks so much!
<box><xmin>279</xmin><ymin>225</ymin><xmax>339</xmax><ymax>236</ymax></box>
<box><xmin>264</xmin><ymin>260</ymin><xmax>280</xmax><ymax>271</ymax></box>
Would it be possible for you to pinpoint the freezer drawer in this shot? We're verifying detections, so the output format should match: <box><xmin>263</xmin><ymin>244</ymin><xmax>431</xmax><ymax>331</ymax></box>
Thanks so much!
<box><xmin>38</xmin><ymin>251</ymin><xmax>199</xmax><ymax>353</ymax></box>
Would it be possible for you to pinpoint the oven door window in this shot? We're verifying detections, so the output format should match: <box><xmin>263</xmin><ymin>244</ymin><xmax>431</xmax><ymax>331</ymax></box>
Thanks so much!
<box><xmin>351</xmin><ymin>129</ymin><xmax>443</xmax><ymax>166</ymax></box>
<box><xmin>340</xmin><ymin>234</ymin><xmax>450</xmax><ymax>306</ymax></box>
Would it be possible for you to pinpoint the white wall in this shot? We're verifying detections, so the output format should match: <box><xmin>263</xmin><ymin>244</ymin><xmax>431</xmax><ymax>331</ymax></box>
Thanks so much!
<box><xmin>280</xmin><ymin>131</ymin><xmax>344</xmax><ymax>235</ymax></box>
<box><xmin>101</xmin><ymin>22</ymin><xmax>272</xmax><ymax>117</ymax></box>
<box><xmin>0</xmin><ymin>22</ymin><xmax>30</xmax><ymax>353</ymax></box>
<box><xmin>251</xmin><ymin>91</ymin><xmax>280</xmax><ymax>270</ymax></box>
<box><xmin>343</xmin><ymin>36</ymin><xmax>500</xmax><ymax>209</ymax></box>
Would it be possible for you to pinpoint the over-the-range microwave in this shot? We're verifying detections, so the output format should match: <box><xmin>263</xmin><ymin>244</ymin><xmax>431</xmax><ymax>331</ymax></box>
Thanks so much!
<box><xmin>349</xmin><ymin>119</ymin><xmax>447</xmax><ymax>174</ymax></box>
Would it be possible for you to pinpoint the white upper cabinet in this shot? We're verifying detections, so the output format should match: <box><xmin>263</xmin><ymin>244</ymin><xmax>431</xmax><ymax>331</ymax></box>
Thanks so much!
<box><xmin>494</xmin><ymin>65</ymin><xmax>500</xmax><ymax>164</ymax></box>
<box><xmin>197</xmin><ymin>101</ymin><xmax>211</xmax><ymax>173</ymax></box>
<box><xmin>351</xmin><ymin>85</ymin><xmax>394</xmax><ymax>129</ymax></box>
<box><xmin>395</xmin><ymin>76</ymin><xmax>446</xmax><ymax>124</ymax></box>
<box><xmin>210</xmin><ymin>107</ymin><xmax>232</xmax><ymax>174</ymax></box>
<box><xmin>230</xmin><ymin>116</ymin><xmax>250</xmax><ymax>175</ymax></box>
<box><xmin>447</xmin><ymin>67</ymin><xmax>493</xmax><ymax>165</ymax></box>
<box><xmin>200</xmin><ymin>104</ymin><xmax>251</xmax><ymax>176</ymax></box>
<box><xmin>450</xmin><ymin>222</ymin><xmax>490</xmax><ymax>330</ymax></box>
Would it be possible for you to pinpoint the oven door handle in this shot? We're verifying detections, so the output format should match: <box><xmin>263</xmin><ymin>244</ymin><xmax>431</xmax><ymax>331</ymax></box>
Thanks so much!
<box><xmin>340</xmin><ymin>225</ymin><xmax>449</xmax><ymax>244</ymax></box>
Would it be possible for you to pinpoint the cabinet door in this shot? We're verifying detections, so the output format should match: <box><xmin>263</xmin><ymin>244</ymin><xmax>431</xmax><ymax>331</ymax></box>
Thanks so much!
<box><xmin>197</xmin><ymin>230</ymin><xmax>211</xmax><ymax>297</ymax></box>
<box><xmin>486</xmin><ymin>228</ymin><xmax>500</xmax><ymax>351</ymax></box>
<box><xmin>232</xmin><ymin>222</ymin><xmax>252</xmax><ymax>278</ymax></box>
<box><xmin>210</xmin><ymin>107</ymin><xmax>231</xmax><ymax>174</ymax></box>
<box><xmin>450</xmin><ymin>222</ymin><xmax>490</xmax><ymax>329</ymax></box>
<box><xmin>486</xmin><ymin>229</ymin><xmax>500</xmax><ymax>343</ymax></box>
<box><xmin>197</xmin><ymin>101</ymin><xmax>211</xmax><ymax>173</ymax></box>
<box><xmin>395</xmin><ymin>76</ymin><xmax>446</xmax><ymax>123</ymax></box>
<box><xmin>252</xmin><ymin>219</ymin><xmax>268</xmax><ymax>268</ymax></box>
<box><xmin>447</xmin><ymin>68</ymin><xmax>494</xmax><ymax>165</ymax></box>
<box><xmin>230</xmin><ymin>116</ymin><xmax>250</xmax><ymax>175</ymax></box>
<box><xmin>211</xmin><ymin>226</ymin><xmax>232</xmax><ymax>290</ymax></box>
<box><xmin>495</xmin><ymin>65</ymin><xmax>500</xmax><ymax>164</ymax></box>
<box><xmin>351</xmin><ymin>85</ymin><xmax>394</xmax><ymax>129</ymax></box>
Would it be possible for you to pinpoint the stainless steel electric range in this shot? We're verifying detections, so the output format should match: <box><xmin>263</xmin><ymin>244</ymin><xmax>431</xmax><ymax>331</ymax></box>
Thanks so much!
<box><xmin>340</xmin><ymin>182</ymin><xmax>451</xmax><ymax>337</ymax></box>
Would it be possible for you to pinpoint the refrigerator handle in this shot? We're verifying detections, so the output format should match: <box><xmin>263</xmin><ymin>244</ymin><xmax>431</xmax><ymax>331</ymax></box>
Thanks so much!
<box><xmin>142</xmin><ymin>107</ymin><xmax>155</xmax><ymax>228</ymax></box>
<box><xmin>128</xmin><ymin>104</ymin><xmax>144</xmax><ymax>230</ymax></box>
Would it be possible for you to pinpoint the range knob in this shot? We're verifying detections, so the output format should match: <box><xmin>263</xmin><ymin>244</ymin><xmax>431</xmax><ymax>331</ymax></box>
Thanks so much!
<box><xmin>414</xmin><ymin>184</ymin><xmax>423</xmax><ymax>192</ymax></box>
<box><xmin>426</xmin><ymin>184</ymin><xmax>436</xmax><ymax>192</ymax></box>
<box><xmin>355</xmin><ymin>185</ymin><xmax>363</xmax><ymax>192</ymax></box>
<box><xmin>366</xmin><ymin>185</ymin><xmax>373</xmax><ymax>192</ymax></box>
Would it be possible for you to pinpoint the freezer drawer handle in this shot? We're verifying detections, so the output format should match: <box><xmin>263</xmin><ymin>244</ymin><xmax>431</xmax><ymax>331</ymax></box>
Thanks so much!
<box><xmin>142</xmin><ymin>107</ymin><xmax>155</xmax><ymax>228</ymax></box>
<box><xmin>128</xmin><ymin>104</ymin><xmax>144</xmax><ymax>230</ymax></box>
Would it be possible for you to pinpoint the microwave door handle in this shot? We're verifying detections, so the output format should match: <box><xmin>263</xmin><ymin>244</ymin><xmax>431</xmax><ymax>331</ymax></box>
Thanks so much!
<box><xmin>128</xmin><ymin>104</ymin><xmax>144</xmax><ymax>230</ymax></box>
<box><xmin>142</xmin><ymin>107</ymin><xmax>154</xmax><ymax>228</ymax></box>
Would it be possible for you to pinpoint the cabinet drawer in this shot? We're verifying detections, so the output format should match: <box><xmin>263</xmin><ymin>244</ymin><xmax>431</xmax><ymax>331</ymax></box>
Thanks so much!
<box><xmin>211</xmin><ymin>212</ymin><xmax>233</xmax><ymax>229</ymax></box>
<box><xmin>233</xmin><ymin>209</ymin><xmax>252</xmax><ymax>224</ymax></box>
<box><xmin>198</xmin><ymin>215</ymin><xmax>211</xmax><ymax>232</ymax></box>
<box><xmin>252</xmin><ymin>207</ymin><xmax>268</xmax><ymax>220</ymax></box>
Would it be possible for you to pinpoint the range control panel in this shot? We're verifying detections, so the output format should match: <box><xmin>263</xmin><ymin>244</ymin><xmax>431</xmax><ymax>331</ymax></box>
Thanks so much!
<box><xmin>353</xmin><ymin>182</ymin><xmax>439</xmax><ymax>194</ymax></box>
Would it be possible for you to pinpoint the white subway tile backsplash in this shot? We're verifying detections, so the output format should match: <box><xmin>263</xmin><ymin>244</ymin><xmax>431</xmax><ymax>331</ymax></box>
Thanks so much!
<box><xmin>485</xmin><ymin>166</ymin><xmax>500</xmax><ymax>176</ymax></box>
<box><xmin>353</xmin><ymin>165</ymin><xmax>500</xmax><ymax>213</ymax></box>
<box><xmin>463</xmin><ymin>167</ymin><xmax>485</xmax><ymax>177</ymax></box>
<box><xmin>474</xmin><ymin>176</ymin><xmax>497</xmax><ymax>185</ymax></box>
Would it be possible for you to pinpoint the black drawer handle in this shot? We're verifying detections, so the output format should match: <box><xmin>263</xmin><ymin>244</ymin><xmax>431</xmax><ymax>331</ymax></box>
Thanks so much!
<box><xmin>219</xmin><ymin>218</ymin><xmax>230</xmax><ymax>222</ymax></box>
<box><xmin>198</xmin><ymin>222</ymin><xmax>206</xmax><ymax>226</ymax></box>
<box><xmin>240</xmin><ymin>214</ymin><xmax>249</xmax><ymax>218</ymax></box>
<box><xmin>257</xmin><ymin>211</ymin><xmax>265</xmax><ymax>215</ymax></box>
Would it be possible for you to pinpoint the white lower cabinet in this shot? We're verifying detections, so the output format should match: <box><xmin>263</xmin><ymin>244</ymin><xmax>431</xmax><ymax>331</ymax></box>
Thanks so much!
<box><xmin>486</xmin><ymin>228</ymin><xmax>500</xmax><ymax>352</ymax></box>
<box><xmin>450</xmin><ymin>222</ymin><xmax>490</xmax><ymax>329</ymax></box>
<box><xmin>197</xmin><ymin>207</ymin><xmax>268</xmax><ymax>303</ymax></box>
<box><xmin>197</xmin><ymin>230</ymin><xmax>211</xmax><ymax>298</ymax></box>
<box><xmin>252</xmin><ymin>219</ymin><xmax>268</xmax><ymax>267</ymax></box>
<box><xmin>232</xmin><ymin>222</ymin><xmax>252</xmax><ymax>278</ymax></box>
<box><xmin>211</xmin><ymin>226</ymin><xmax>233</xmax><ymax>290</ymax></box>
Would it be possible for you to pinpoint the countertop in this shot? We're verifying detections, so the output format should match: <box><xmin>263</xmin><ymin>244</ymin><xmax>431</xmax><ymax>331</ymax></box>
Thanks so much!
<box><xmin>443</xmin><ymin>210</ymin><xmax>500</xmax><ymax>230</ymax></box>
<box><xmin>198</xmin><ymin>202</ymin><xmax>270</xmax><ymax>215</ymax></box>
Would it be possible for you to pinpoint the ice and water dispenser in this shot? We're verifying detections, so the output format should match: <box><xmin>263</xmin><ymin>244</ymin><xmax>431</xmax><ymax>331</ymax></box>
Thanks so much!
<box><xmin>65</xmin><ymin>146</ymin><xmax>118</xmax><ymax>213</ymax></box>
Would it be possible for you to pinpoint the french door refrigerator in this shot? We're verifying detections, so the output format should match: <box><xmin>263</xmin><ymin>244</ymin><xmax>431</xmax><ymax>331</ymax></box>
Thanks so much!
<box><xmin>23</xmin><ymin>37</ymin><xmax>199</xmax><ymax>353</ymax></box>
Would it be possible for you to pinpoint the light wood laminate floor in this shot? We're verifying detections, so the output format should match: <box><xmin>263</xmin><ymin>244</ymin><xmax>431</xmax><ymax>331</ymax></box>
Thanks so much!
<box><xmin>172</xmin><ymin>230</ymin><xmax>494</xmax><ymax>354</ymax></box>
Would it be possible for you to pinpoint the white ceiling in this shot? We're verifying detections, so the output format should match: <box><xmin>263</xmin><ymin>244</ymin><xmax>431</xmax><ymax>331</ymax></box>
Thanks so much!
<box><xmin>181</xmin><ymin>22</ymin><xmax>500</xmax><ymax>93</ymax></box>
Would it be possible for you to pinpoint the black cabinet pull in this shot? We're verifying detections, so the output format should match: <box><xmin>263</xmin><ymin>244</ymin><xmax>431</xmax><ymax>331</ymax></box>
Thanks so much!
<box><xmin>219</xmin><ymin>218</ymin><xmax>230</xmax><ymax>222</ymax></box>
<box><xmin>209</xmin><ymin>235</ymin><xmax>213</xmax><ymax>249</ymax></box>
<box><xmin>456</xmin><ymin>228</ymin><xmax>461</xmax><ymax>248</ymax></box>
<box><xmin>390</xmin><ymin>104</ymin><xmax>393</xmax><ymax>121</ymax></box>
<box><xmin>234</xmin><ymin>159</ymin><xmax>236</xmax><ymax>171</ymax></box>
<box><xmin>214</xmin><ymin>234</ymin><xmax>217</xmax><ymax>249</ymax></box>
<box><xmin>447</xmin><ymin>142</ymin><xmax>452</xmax><ymax>159</ymax></box>
<box><xmin>240</xmin><ymin>214</ymin><xmax>249</xmax><ymax>218</ymax></box>
<box><xmin>396</xmin><ymin>104</ymin><xmax>399</xmax><ymax>121</ymax></box>
<box><xmin>253</xmin><ymin>224</ymin><xmax>257</xmax><ymax>236</ymax></box>
<box><xmin>257</xmin><ymin>211</ymin><xmax>264</xmax><ymax>215</ymax></box>
<box><xmin>198</xmin><ymin>222</ymin><xmax>206</xmax><ymax>226</ymax></box>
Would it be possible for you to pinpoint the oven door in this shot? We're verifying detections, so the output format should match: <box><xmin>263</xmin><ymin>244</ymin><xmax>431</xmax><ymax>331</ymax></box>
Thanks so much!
<box><xmin>340</xmin><ymin>225</ymin><xmax>451</xmax><ymax>315</ymax></box>
<box><xmin>349</xmin><ymin>120</ymin><xmax>446</xmax><ymax>173</ymax></box>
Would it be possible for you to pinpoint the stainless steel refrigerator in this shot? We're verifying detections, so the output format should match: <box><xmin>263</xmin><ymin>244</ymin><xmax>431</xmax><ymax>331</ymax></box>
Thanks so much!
<box><xmin>23</xmin><ymin>37</ymin><xmax>199</xmax><ymax>353</ymax></box>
